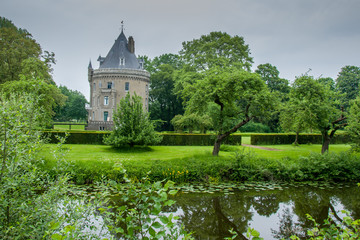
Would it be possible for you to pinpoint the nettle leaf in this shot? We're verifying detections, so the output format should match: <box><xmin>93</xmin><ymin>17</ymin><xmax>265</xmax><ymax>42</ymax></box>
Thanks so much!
<box><xmin>164</xmin><ymin>200</ymin><xmax>176</xmax><ymax>206</ymax></box>
<box><xmin>149</xmin><ymin>226</ymin><xmax>156</xmax><ymax>237</ymax></box>
<box><xmin>168</xmin><ymin>189</ymin><xmax>178</xmax><ymax>196</ymax></box>
<box><xmin>50</xmin><ymin>221</ymin><xmax>60</xmax><ymax>230</ymax></box>
<box><xmin>51</xmin><ymin>233</ymin><xmax>64</xmax><ymax>240</ymax></box>
<box><xmin>159</xmin><ymin>216</ymin><xmax>169</xmax><ymax>225</ymax></box>
<box><xmin>152</xmin><ymin>221</ymin><xmax>163</xmax><ymax>229</ymax></box>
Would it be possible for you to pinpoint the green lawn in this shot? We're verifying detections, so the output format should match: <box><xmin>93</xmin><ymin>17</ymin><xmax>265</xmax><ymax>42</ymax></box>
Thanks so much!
<box><xmin>40</xmin><ymin>142</ymin><xmax>356</xmax><ymax>184</ymax></box>
<box><xmin>42</xmin><ymin>142</ymin><xmax>352</xmax><ymax>163</ymax></box>
<box><xmin>53</xmin><ymin>124</ymin><xmax>86</xmax><ymax>131</ymax></box>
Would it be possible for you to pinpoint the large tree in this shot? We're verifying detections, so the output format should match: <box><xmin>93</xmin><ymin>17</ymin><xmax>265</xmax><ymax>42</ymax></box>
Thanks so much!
<box><xmin>180</xmin><ymin>31</ymin><xmax>253</xmax><ymax>71</ymax></box>
<box><xmin>346</xmin><ymin>95</ymin><xmax>360</xmax><ymax>151</ymax></box>
<box><xmin>335</xmin><ymin>65</ymin><xmax>360</xmax><ymax>108</ymax></box>
<box><xmin>144</xmin><ymin>54</ymin><xmax>185</xmax><ymax>131</ymax></box>
<box><xmin>281</xmin><ymin>75</ymin><xmax>346</xmax><ymax>153</ymax></box>
<box><xmin>104</xmin><ymin>93</ymin><xmax>162</xmax><ymax>148</ymax></box>
<box><xmin>0</xmin><ymin>17</ymin><xmax>65</xmax><ymax>123</ymax></box>
<box><xmin>255</xmin><ymin>63</ymin><xmax>290</xmax><ymax>132</ymax></box>
<box><xmin>177</xmin><ymin>66</ymin><xmax>276</xmax><ymax>156</ymax></box>
<box><xmin>149</xmin><ymin>64</ymin><xmax>184</xmax><ymax>131</ymax></box>
<box><xmin>54</xmin><ymin>86</ymin><xmax>88</xmax><ymax>122</ymax></box>
<box><xmin>0</xmin><ymin>17</ymin><xmax>42</xmax><ymax>83</ymax></box>
<box><xmin>143</xmin><ymin>53</ymin><xmax>183</xmax><ymax>74</ymax></box>
<box><xmin>255</xmin><ymin>63</ymin><xmax>290</xmax><ymax>95</ymax></box>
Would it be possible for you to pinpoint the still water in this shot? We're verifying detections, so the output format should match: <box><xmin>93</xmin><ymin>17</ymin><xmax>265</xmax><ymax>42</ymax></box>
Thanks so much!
<box><xmin>164</xmin><ymin>183</ymin><xmax>360</xmax><ymax>239</ymax></box>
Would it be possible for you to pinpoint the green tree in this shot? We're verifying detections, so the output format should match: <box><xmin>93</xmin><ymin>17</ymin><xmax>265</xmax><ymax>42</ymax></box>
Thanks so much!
<box><xmin>0</xmin><ymin>17</ymin><xmax>42</xmax><ymax>83</ymax></box>
<box><xmin>255</xmin><ymin>63</ymin><xmax>290</xmax><ymax>95</ymax></box>
<box><xmin>180</xmin><ymin>31</ymin><xmax>253</xmax><ymax>71</ymax></box>
<box><xmin>0</xmin><ymin>79</ymin><xmax>66</xmax><ymax>125</ymax></box>
<box><xmin>143</xmin><ymin>53</ymin><xmax>183</xmax><ymax>74</ymax></box>
<box><xmin>255</xmin><ymin>63</ymin><xmax>290</xmax><ymax>132</ymax></box>
<box><xmin>318</xmin><ymin>77</ymin><xmax>335</xmax><ymax>91</ymax></box>
<box><xmin>336</xmin><ymin>65</ymin><xmax>360</xmax><ymax>108</ymax></box>
<box><xmin>54</xmin><ymin>85</ymin><xmax>88</xmax><ymax>122</ymax></box>
<box><xmin>171</xmin><ymin>113</ymin><xmax>212</xmax><ymax>133</ymax></box>
<box><xmin>177</xmin><ymin>66</ymin><xmax>276</xmax><ymax>156</ymax></box>
<box><xmin>346</xmin><ymin>95</ymin><xmax>360</xmax><ymax>151</ymax></box>
<box><xmin>281</xmin><ymin>75</ymin><xmax>346</xmax><ymax>153</ymax></box>
<box><xmin>0</xmin><ymin>94</ymin><xmax>69</xmax><ymax>238</ymax></box>
<box><xmin>149</xmin><ymin>64</ymin><xmax>184</xmax><ymax>131</ymax></box>
<box><xmin>104</xmin><ymin>93</ymin><xmax>162</xmax><ymax>147</ymax></box>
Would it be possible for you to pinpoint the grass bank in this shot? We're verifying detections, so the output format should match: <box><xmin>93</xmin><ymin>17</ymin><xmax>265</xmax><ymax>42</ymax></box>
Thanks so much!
<box><xmin>39</xmin><ymin>143</ymin><xmax>359</xmax><ymax>184</ymax></box>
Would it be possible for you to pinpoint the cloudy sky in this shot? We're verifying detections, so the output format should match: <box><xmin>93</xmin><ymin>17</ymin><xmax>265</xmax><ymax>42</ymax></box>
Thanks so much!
<box><xmin>1</xmin><ymin>0</ymin><xmax>359</xmax><ymax>100</ymax></box>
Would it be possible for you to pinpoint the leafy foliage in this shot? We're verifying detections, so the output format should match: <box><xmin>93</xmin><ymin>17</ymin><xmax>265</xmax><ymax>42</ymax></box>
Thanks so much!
<box><xmin>346</xmin><ymin>95</ymin><xmax>360</xmax><ymax>151</ymax></box>
<box><xmin>176</xmin><ymin>65</ymin><xmax>276</xmax><ymax>155</ymax></box>
<box><xmin>0</xmin><ymin>94</ymin><xmax>68</xmax><ymax>239</ymax></box>
<box><xmin>0</xmin><ymin>79</ymin><xmax>66</xmax><ymax>126</ymax></box>
<box><xmin>336</xmin><ymin>65</ymin><xmax>360</xmax><ymax>109</ymax></box>
<box><xmin>104</xmin><ymin>93</ymin><xmax>162</xmax><ymax>147</ymax></box>
<box><xmin>171</xmin><ymin>113</ymin><xmax>213</xmax><ymax>133</ymax></box>
<box><xmin>149</xmin><ymin>64</ymin><xmax>184</xmax><ymax>131</ymax></box>
<box><xmin>280</xmin><ymin>75</ymin><xmax>346</xmax><ymax>152</ymax></box>
<box><xmin>0</xmin><ymin>17</ymin><xmax>42</xmax><ymax>84</ymax></box>
<box><xmin>180</xmin><ymin>31</ymin><xmax>253</xmax><ymax>71</ymax></box>
<box><xmin>54</xmin><ymin>85</ymin><xmax>88</xmax><ymax>122</ymax></box>
<box><xmin>255</xmin><ymin>63</ymin><xmax>290</xmax><ymax>95</ymax></box>
<box><xmin>103</xmin><ymin>169</ymin><xmax>194</xmax><ymax>240</ymax></box>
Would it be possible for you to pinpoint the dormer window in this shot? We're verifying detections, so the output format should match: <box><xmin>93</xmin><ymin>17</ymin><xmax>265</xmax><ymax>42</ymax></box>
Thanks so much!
<box><xmin>120</xmin><ymin>58</ymin><xmax>125</xmax><ymax>66</ymax></box>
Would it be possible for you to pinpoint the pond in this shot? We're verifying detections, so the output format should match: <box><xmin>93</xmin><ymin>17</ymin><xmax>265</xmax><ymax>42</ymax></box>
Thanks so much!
<box><xmin>164</xmin><ymin>182</ymin><xmax>360</xmax><ymax>239</ymax></box>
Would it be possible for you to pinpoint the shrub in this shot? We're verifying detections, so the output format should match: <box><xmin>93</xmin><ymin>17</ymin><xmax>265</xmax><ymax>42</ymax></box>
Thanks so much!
<box><xmin>250</xmin><ymin>133</ymin><xmax>351</xmax><ymax>145</ymax></box>
<box><xmin>44</xmin><ymin>131</ymin><xmax>242</xmax><ymax>146</ymax></box>
<box><xmin>239</xmin><ymin>122</ymin><xmax>271</xmax><ymax>133</ymax></box>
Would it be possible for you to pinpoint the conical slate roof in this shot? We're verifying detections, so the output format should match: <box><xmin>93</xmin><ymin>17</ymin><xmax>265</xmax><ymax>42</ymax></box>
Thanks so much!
<box><xmin>99</xmin><ymin>30</ymin><xmax>140</xmax><ymax>69</ymax></box>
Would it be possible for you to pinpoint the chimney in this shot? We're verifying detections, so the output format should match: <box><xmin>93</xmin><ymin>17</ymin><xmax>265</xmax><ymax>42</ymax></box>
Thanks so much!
<box><xmin>128</xmin><ymin>36</ymin><xmax>135</xmax><ymax>53</ymax></box>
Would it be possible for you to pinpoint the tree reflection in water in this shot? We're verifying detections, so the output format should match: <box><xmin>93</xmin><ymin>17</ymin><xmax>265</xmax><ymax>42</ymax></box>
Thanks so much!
<box><xmin>165</xmin><ymin>184</ymin><xmax>359</xmax><ymax>239</ymax></box>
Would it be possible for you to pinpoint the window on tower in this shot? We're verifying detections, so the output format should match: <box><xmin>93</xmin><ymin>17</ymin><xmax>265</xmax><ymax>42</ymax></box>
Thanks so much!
<box><xmin>104</xmin><ymin>96</ymin><xmax>109</xmax><ymax>105</ymax></box>
<box><xmin>120</xmin><ymin>58</ymin><xmax>125</xmax><ymax>66</ymax></box>
<box><xmin>125</xmin><ymin>82</ymin><xmax>129</xmax><ymax>91</ymax></box>
<box><xmin>107</xmin><ymin>82</ymin><xmax>112</xmax><ymax>89</ymax></box>
<box><xmin>104</xmin><ymin>111</ymin><xmax>109</xmax><ymax>122</ymax></box>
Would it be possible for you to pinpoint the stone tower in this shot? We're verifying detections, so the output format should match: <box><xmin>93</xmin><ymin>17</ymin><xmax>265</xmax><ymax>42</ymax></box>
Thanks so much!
<box><xmin>86</xmin><ymin>28</ymin><xmax>150</xmax><ymax>131</ymax></box>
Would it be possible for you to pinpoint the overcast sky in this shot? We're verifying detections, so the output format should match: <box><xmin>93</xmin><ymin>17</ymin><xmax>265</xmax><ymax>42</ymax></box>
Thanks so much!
<box><xmin>1</xmin><ymin>0</ymin><xmax>359</xmax><ymax>100</ymax></box>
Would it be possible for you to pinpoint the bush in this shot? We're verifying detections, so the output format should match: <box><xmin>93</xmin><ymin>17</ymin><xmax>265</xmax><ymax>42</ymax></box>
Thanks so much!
<box><xmin>42</xmin><ymin>148</ymin><xmax>360</xmax><ymax>184</ymax></box>
<box><xmin>44</xmin><ymin>131</ymin><xmax>242</xmax><ymax>146</ymax></box>
<box><xmin>250</xmin><ymin>133</ymin><xmax>351</xmax><ymax>145</ymax></box>
<box><xmin>44</xmin><ymin>131</ymin><xmax>109</xmax><ymax>144</ymax></box>
<box><xmin>239</xmin><ymin>122</ymin><xmax>271</xmax><ymax>133</ymax></box>
<box><xmin>160</xmin><ymin>134</ymin><xmax>241</xmax><ymax>146</ymax></box>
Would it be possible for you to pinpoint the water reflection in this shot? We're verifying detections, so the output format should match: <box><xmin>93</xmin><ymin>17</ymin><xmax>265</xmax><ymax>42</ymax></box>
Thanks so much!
<box><xmin>167</xmin><ymin>184</ymin><xmax>359</xmax><ymax>239</ymax></box>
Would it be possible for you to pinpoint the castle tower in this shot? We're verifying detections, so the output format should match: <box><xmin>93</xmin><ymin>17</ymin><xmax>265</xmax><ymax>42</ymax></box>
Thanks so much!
<box><xmin>86</xmin><ymin>28</ymin><xmax>150</xmax><ymax>131</ymax></box>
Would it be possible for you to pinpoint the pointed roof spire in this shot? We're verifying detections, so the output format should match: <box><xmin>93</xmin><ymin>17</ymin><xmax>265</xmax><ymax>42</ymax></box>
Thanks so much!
<box><xmin>88</xmin><ymin>60</ymin><xmax>93</xmax><ymax>69</ymax></box>
<box><xmin>98</xmin><ymin>25</ymin><xmax>141</xmax><ymax>69</ymax></box>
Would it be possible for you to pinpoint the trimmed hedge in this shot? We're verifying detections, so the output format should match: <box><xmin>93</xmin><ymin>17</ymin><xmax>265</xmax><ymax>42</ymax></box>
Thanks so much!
<box><xmin>159</xmin><ymin>134</ymin><xmax>241</xmax><ymax>146</ymax></box>
<box><xmin>43</xmin><ymin>131</ymin><xmax>242</xmax><ymax>146</ymax></box>
<box><xmin>44</xmin><ymin>131</ymin><xmax>109</xmax><ymax>145</ymax></box>
<box><xmin>250</xmin><ymin>133</ymin><xmax>351</xmax><ymax>145</ymax></box>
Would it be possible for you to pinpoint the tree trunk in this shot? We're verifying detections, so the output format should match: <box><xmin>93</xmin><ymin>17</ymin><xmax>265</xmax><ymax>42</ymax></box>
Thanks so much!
<box><xmin>293</xmin><ymin>131</ymin><xmax>299</xmax><ymax>145</ymax></box>
<box><xmin>212</xmin><ymin>137</ymin><xmax>222</xmax><ymax>156</ymax></box>
<box><xmin>212</xmin><ymin>117</ymin><xmax>253</xmax><ymax>156</ymax></box>
<box><xmin>321</xmin><ymin>131</ymin><xmax>330</xmax><ymax>154</ymax></box>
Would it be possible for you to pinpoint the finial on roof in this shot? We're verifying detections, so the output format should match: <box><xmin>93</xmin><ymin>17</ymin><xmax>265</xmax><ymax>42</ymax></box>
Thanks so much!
<box><xmin>121</xmin><ymin>20</ymin><xmax>124</xmax><ymax>32</ymax></box>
